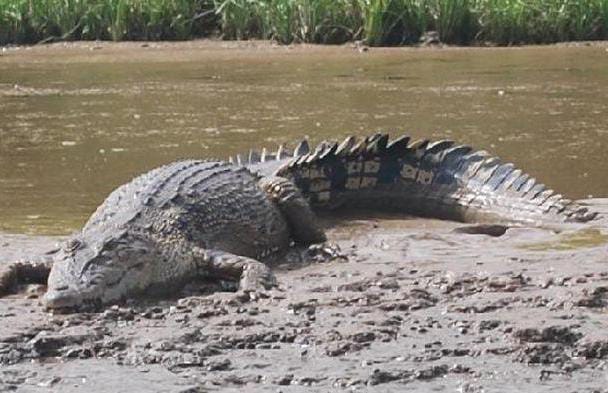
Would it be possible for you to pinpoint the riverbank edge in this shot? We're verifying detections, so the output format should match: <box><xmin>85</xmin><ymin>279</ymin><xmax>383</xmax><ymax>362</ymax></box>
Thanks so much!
<box><xmin>2</xmin><ymin>38</ymin><xmax>608</xmax><ymax>57</ymax></box>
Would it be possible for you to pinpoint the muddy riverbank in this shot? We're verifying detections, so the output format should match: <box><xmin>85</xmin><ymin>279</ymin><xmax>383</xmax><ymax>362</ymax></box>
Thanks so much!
<box><xmin>1</xmin><ymin>199</ymin><xmax>607</xmax><ymax>392</ymax></box>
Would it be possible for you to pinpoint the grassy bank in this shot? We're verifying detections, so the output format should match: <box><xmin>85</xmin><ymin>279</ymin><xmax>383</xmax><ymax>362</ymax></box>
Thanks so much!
<box><xmin>1</xmin><ymin>0</ymin><xmax>607</xmax><ymax>46</ymax></box>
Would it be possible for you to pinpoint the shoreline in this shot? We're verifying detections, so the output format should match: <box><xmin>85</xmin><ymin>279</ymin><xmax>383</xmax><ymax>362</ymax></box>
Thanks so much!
<box><xmin>1</xmin><ymin>38</ymin><xmax>607</xmax><ymax>68</ymax></box>
<box><xmin>3</xmin><ymin>38</ymin><xmax>608</xmax><ymax>55</ymax></box>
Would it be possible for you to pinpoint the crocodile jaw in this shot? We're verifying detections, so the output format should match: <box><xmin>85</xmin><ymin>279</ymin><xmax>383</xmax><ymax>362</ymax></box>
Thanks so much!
<box><xmin>43</xmin><ymin>262</ymin><xmax>106</xmax><ymax>311</ymax></box>
<box><xmin>43</xmin><ymin>287</ymin><xmax>88</xmax><ymax>310</ymax></box>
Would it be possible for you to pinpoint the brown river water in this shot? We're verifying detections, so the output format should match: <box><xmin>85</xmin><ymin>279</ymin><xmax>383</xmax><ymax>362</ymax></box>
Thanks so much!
<box><xmin>0</xmin><ymin>41</ymin><xmax>607</xmax><ymax>235</ymax></box>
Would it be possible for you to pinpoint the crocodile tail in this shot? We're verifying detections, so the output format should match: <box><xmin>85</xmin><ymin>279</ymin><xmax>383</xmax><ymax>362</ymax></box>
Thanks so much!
<box><xmin>274</xmin><ymin>133</ymin><xmax>597</xmax><ymax>225</ymax></box>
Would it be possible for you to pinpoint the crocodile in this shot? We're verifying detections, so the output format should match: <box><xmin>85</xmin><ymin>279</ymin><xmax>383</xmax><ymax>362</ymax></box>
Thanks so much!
<box><xmin>0</xmin><ymin>133</ymin><xmax>598</xmax><ymax>310</ymax></box>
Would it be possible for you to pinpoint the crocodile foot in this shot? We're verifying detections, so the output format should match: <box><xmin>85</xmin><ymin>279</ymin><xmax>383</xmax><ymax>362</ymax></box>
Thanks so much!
<box><xmin>239</xmin><ymin>260</ymin><xmax>277</xmax><ymax>291</ymax></box>
<box><xmin>306</xmin><ymin>242</ymin><xmax>347</xmax><ymax>263</ymax></box>
<box><xmin>205</xmin><ymin>287</ymin><xmax>274</xmax><ymax>306</ymax></box>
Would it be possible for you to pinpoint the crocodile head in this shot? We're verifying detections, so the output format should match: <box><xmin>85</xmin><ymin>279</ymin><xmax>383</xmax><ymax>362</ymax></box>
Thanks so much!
<box><xmin>43</xmin><ymin>232</ymin><xmax>155</xmax><ymax>311</ymax></box>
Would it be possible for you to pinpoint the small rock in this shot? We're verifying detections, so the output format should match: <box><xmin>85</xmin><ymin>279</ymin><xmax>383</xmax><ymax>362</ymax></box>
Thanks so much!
<box><xmin>37</xmin><ymin>376</ymin><xmax>61</xmax><ymax>387</ymax></box>
<box><xmin>275</xmin><ymin>374</ymin><xmax>294</xmax><ymax>385</ymax></box>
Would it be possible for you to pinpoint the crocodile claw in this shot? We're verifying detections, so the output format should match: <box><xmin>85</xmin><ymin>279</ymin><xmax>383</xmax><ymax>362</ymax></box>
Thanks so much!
<box><xmin>306</xmin><ymin>242</ymin><xmax>347</xmax><ymax>263</ymax></box>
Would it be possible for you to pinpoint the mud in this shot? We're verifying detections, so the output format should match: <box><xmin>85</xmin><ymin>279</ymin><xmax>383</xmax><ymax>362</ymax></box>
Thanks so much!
<box><xmin>0</xmin><ymin>199</ymin><xmax>607</xmax><ymax>392</ymax></box>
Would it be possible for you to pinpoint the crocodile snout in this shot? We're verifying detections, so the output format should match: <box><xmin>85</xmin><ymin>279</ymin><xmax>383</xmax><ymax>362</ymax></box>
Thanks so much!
<box><xmin>42</xmin><ymin>286</ymin><xmax>82</xmax><ymax>310</ymax></box>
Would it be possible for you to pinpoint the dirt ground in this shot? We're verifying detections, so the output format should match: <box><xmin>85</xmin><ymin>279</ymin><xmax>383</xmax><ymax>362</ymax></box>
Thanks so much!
<box><xmin>1</xmin><ymin>200</ymin><xmax>608</xmax><ymax>392</ymax></box>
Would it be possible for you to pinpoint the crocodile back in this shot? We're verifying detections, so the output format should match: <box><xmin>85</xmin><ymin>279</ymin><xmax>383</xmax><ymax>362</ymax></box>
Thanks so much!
<box><xmin>83</xmin><ymin>160</ymin><xmax>289</xmax><ymax>258</ymax></box>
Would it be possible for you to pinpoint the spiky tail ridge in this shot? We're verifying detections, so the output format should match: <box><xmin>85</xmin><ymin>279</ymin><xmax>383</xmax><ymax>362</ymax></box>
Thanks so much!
<box><xmin>267</xmin><ymin>133</ymin><xmax>597</xmax><ymax>225</ymax></box>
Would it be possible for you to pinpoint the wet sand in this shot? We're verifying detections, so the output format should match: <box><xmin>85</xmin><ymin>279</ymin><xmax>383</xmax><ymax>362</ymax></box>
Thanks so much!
<box><xmin>1</xmin><ymin>199</ymin><xmax>607</xmax><ymax>392</ymax></box>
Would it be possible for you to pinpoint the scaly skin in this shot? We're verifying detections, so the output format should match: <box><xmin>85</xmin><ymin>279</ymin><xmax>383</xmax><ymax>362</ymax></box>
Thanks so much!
<box><xmin>0</xmin><ymin>133</ymin><xmax>598</xmax><ymax>310</ymax></box>
<box><xmin>40</xmin><ymin>160</ymin><xmax>323</xmax><ymax>310</ymax></box>
<box><xmin>249</xmin><ymin>133</ymin><xmax>597</xmax><ymax>225</ymax></box>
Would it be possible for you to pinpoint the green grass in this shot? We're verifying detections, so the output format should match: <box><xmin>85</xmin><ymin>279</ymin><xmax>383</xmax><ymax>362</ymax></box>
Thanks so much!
<box><xmin>476</xmin><ymin>0</ymin><xmax>608</xmax><ymax>44</ymax></box>
<box><xmin>0</xmin><ymin>0</ymin><xmax>207</xmax><ymax>43</ymax></box>
<box><xmin>432</xmin><ymin>0</ymin><xmax>478</xmax><ymax>43</ymax></box>
<box><xmin>362</xmin><ymin>0</ymin><xmax>426</xmax><ymax>45</ymax></box>
<box><xmin>212</xmin><ymin>0</ymin><xmax>364</xmax><ymax>43</ymax></box>
<box><xmin>1</xmin><ymin>0</ymin><xmax>608</xmax><ymax>45</ymax></box>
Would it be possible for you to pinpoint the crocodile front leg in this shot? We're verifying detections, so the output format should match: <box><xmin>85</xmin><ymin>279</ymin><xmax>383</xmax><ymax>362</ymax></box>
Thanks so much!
<box><xmin>259</xmin><ymin>176</ymin><xmax>327</xmax><ymax>245</ymax></box>
<box><xmin>201</xmin><ymin>249</ymin><xmax>277</xmax><ymax>291</ymax></box>
<box><xmin>0</xmin><ymin>258</ymin><xmax>53</xmax><ymax>296</ymax></box>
